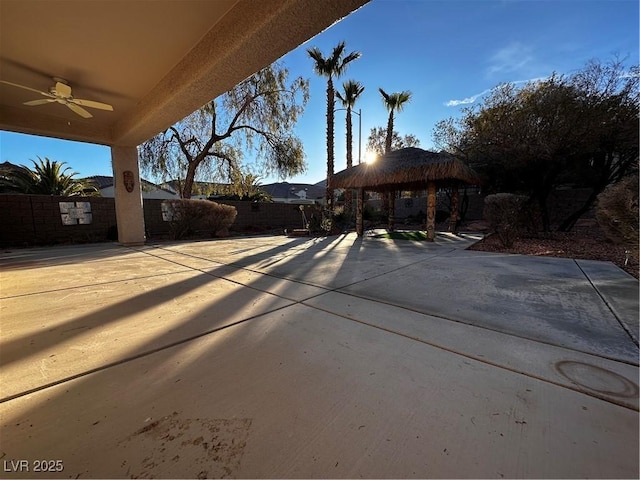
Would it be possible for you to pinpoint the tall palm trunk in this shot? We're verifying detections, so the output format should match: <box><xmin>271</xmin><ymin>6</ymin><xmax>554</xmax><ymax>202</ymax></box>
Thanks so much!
<box><xmin>326</xmin><ymin>78</ymin><xmax>335</xmax><ymax>208</ymax></box>
<box><xmin>337</xmin><ymin>79</ymin><xmax>364</xmax><ymax>226</ymax></box>
<box><xmin>345</xmin><ymin>105</ymin><xmax>353</xmax><ymax>215</ymax></box>
<box><xmin>383</xmin><ymin>111</ymin><xmax>395</xmax><ymax>229</ymax></box>
<box><xmin>385</xmin><ymin>111</ymin><xmax>394</xmax><ymax>154</ymax></box>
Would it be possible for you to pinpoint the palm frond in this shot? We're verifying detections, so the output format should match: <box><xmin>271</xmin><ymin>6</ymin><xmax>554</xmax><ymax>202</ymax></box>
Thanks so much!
<box><xmin>395</xmin><ymin>90</ymin><xmax>412</xmax><ymax>112</ymax></box>
<box><xmin>306</xmin><ymin>47</ymin><xmax>330</xmax><ymax>77</ymax></box>
<box><xmin>308</xmin><ymin>41</ymin><xmax>361</xmax><ymax>79</ymax></box>
<box><xmin>3</xmin><ymin>156</ymin><xmax>93</xmax><ymax>196</ymax></box>
<box><xmin>330</xmin><ymin>41</ymin><xmax>347</xmax><ymax>64</ymax></box>
<box><xmin>341</xmin><ymin>51</ymin><xmax>362</xmax><ymax>67</ymax></box>
<box><xmin>379</xmin><ymin>89</ymin><xmax>412</xmax><ymax>113</ymax></box>
<box><xmin>379</xmin><ymin>87</ymin><xmax>390</xmax><ymax>100</ymax></box>
<box><xmin>338</xmin><ymin>80</ymin><xmax>365</xmax><ymax>108</ymax></box>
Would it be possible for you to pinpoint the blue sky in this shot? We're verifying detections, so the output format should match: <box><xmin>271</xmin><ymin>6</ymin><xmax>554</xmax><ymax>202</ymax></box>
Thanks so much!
<box><xmin>1</xmin><ymin>0</ymin><xmax>638</xmax><ymax>185</ymax></box>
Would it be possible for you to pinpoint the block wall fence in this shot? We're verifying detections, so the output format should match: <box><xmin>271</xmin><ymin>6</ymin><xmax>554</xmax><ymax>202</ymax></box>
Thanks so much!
<box><xmin>0</xmin><ymin>189</ymin><xmax>592</xmax><ymax>247</ymax></box>
<box><xmin>0</xmin><ymin>196</ymin><xmax>325</xmax><ymax>247</ymax></box>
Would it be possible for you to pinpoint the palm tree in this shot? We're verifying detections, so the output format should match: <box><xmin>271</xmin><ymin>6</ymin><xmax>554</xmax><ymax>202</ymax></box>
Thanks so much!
<box><xmin>2</xmin><ymin>157</ymin><xmax>98</xmax><ymax>196</ymax></box>
<box><xmin>307</xmin><ymin>41</ymin><xmax>361</xmax><ymax>208</ymax></box>
<box><xmin>336</xmin><ymin>79</ymin><xmax>365</xmax><ymax>216</ymax></box>
<box><xmin>379</xmin><ymin>89</ymin><xmax>412</xmax><ymax>154</ymax></box>
<box><xmin>379</xmin><ymin>88</ymin><xmax>412</xmax><ymax>230</ymax></box>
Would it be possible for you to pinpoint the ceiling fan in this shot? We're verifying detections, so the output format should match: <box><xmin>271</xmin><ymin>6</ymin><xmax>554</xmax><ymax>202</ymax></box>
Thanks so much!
<box><xmin>0</xmin><ymin>77</ymin><xmax>113</xmax><ymax>118</ymax></box>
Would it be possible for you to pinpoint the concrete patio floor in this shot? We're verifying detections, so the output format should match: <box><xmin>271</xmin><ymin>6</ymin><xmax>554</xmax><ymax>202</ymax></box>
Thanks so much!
<box><xmin>1</xmin><ymin>231</ymin><xmax>638</xmax><ymax>479</ymax></box>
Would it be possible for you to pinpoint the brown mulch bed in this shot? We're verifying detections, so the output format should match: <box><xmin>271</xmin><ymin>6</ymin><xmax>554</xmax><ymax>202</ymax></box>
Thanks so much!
<box><xmin>467</xmin><ymin>224</ymin><xmax>638</xmax><ymax>280</ymax></box>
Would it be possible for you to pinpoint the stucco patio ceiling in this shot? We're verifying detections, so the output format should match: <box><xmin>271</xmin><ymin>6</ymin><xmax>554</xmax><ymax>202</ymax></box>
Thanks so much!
<box><xmin>0</xmin><ymin>0</ymin><xmax>368</xmax><ymax>147</ymax></box>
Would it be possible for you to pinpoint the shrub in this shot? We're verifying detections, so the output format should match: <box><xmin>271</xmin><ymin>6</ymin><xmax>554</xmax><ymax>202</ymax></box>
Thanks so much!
<box><xmin>306</xmin><ymin>207</ymin><xmax>336</xmax><ymax>235</ymax></box>
<box><xmin>163</xmin><ymin>199</ymin><xmax>237</xmax><ymax>240</ymax></box>
<box><xmin>519</xmin><ymin>202</ymin><xmax>543</xmax><ymax>237</ymax></box>
<box><xmin>596</xmin><ymin>176</ymin><xmax>639</xmax><ymax>247</ymax></box>
<box><xmin>484</xmin><ymin>193</ymin><xmax>528</xmax><ymax>247</ymax></box>
<box><xmin>331</xmin><ymin>205</ymin><xmax>350</xmax><ymax>231</ymax></box>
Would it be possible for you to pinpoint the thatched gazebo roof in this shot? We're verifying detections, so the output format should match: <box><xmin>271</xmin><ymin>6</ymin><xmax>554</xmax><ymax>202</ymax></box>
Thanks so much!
<box><xmin>329</xmin><ymin>147</ymin><xmax>480</xmax><ymax>191</ymax></box>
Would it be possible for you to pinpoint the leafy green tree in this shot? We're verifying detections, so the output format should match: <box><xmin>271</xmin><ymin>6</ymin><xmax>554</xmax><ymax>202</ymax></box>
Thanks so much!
<box><xmin>433</xmin><ymin>58</ymin><xmax>639</xmax><ymax>232</ymax></box>
<box><xmin>366</xmin><ymin>127</ymin><xmax>420</xmax><ymax>156</ymax></box>
<box><xmin>307</xmin><ymin>41</ymin><xmax>361</xmax><ymax>208</ymax></box>
<box><xmin>559</xmin><ymin>60</ymin><xmax>639</xmax><ymax>230</ymax></box>
<box><xmin>1</xmin><ymin>157</ymin><xmax>98</xmax><ymax>196</ymax></box>
<box><xmin>140</xmin><ymin>62</ymin><xmax>309</xmax><ymax>199</ymax></box>
<box><xmin>336</xmin><ymin>79</ymin><xmax>365</xmax><ymax>215</ymax></box>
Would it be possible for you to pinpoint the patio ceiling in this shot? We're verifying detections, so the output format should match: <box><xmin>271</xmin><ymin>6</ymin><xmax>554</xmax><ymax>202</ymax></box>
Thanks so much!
<box><xmin>0</xmin><ymin>0</ymin><xmax>368</xmax><ymax>147</ymax></box>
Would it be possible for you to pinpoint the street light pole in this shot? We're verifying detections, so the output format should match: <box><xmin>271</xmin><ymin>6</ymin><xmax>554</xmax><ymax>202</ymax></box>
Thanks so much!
<box><xmin>358</xmin><ymin>108</ymin><xmax>362</xmax><ymax>165</ymax></box>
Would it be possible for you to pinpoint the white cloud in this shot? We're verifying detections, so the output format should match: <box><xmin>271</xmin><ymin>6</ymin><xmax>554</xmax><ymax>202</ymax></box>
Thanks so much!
<box><xmin>444</xmin><ymin>89</ymin><xmax>491</xmax><ymax>107</ymax></box>
<box><xmin>486</xmin><ymin>42</ymin><xmax>535</xmax><ymax>78</ymax></box>
<box><xmin>444</xmin><ymin>77</ymin><xmax>548</xmax><ymax>107</ymax></box>
<box><xmin>443</xmin><ymin>41</ymin><xmax>546</xmax><ymax>108</ymax></box>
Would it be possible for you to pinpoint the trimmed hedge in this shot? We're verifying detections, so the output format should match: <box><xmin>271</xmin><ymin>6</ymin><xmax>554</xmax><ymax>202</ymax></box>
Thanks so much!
<box><xmin>162</xmin><ymin>199</ymin><xmax>237</xmax><ymax>240</ymax></box>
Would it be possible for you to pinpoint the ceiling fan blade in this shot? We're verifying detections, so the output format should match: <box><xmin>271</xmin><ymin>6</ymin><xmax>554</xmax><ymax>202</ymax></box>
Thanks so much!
<box><xmin>71</xmin><ymin>98</ymin><xmax>113</xmax><ymax>111</ymax></box>
<box><xmin>55</xmin><ymin>81</ymin><xmax>72</xmax><ymax>98</ymax></box>
<box><xmin>0</xmin><ymin>80</ymin><xmax>51</xmax><ymax>96</ymax></box>
<box><xmin>24</xmin><ymin>99</ymin><xmax>56</xmax><ymax>106</ymax></box>
<box><xmin>67</xmin><ymin>103</ymin><xmax>93</xmax><ymax>118</ymax></box>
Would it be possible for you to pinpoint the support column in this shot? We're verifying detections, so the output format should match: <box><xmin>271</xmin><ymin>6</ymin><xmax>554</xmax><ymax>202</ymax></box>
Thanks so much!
<box><xmin>449</xmin><ymin>186</ymin><xmax>459</xmax><ymax>233</ymax></box>
<box><xmin>356</xmin><ymin>188</ymin><xmax>364</xmax><ymax>237</ymax></box>
<box><xmin>345</xmin><ymin>188</ymin><xmax>353</xmax><ymax>220</ymax></box>
<box><xmin>111</xmin><ymin>146</ymin><xmax>146</xmax><ymax>246</ymax></box>
<box><xmin>426</xmin><ymin>181</ymin><xmax>436</xmax><ymax>241</ymax></box>
<box><xmin>388</xmin><ymin>192</ymin><xmax>395</xmax><ymax>232</ymax></box>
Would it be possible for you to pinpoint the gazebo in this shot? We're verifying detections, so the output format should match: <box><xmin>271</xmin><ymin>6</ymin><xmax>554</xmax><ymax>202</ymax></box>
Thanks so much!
<box><xmin>329</xmin><ymin>147</ymin><xmax>481</xmax><ymax>240</ymax></box>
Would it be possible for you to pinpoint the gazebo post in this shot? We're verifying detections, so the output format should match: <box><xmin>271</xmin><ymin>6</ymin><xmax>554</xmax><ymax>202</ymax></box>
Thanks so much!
<box><xmin>426</xmin><ymin>180</ymin><xmax>436</xmax><ymax>241</ymax></box>
<box><xmin>449</xmin><ymin>185</ymin><xmax>459</xmax><ymax>234</ymax></box>
<box><xmin>356</xmin><ymin>188</ymin><xmax>364</xmax><ymax>236</ymax></box>
<box><xmin>388</xmin><ymin>192</ymin><xmax>395</xmax><ymax>232</ymax></box>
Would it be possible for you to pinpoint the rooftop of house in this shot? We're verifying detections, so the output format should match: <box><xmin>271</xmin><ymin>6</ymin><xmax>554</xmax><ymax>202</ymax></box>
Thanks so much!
<box><xmin>261</xmin><ymin>182</ymin><xmax>325</xmax><ymax>200</ymax></box>
<box><xmin>85</xmin><ymin>175</ymin><xmax>177</xmax><ymax>195</ymax></box>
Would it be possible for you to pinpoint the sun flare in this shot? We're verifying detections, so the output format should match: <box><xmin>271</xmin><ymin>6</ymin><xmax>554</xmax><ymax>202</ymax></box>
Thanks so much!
<box><xmin>363</xmin><ymin>150</ymin><xmax>378</xmax><ymax>164</ymax></box>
